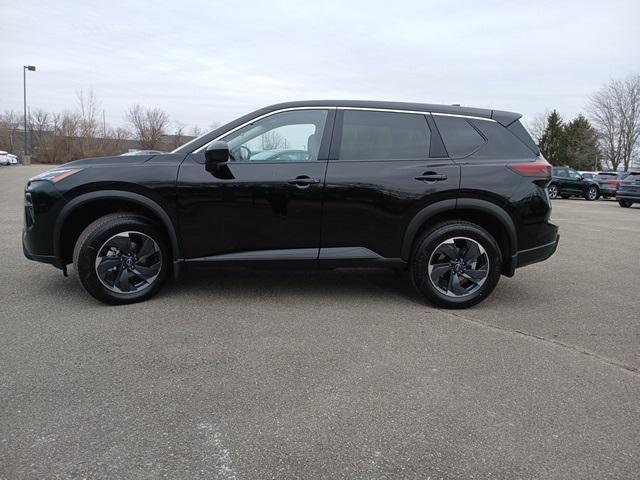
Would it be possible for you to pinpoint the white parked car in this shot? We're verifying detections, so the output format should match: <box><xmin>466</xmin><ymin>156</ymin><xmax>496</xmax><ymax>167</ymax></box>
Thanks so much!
<box><xmin>0</xmin><ymin>151</ymin><xmax>19</xmax><ymax>165</ymax></box>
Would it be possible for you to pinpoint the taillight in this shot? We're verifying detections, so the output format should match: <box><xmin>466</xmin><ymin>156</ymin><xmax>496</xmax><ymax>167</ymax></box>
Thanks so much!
<box><xmin>607</xmin><ymin>180</ymin><xmax>619</xmax><ymax>188</ymax></box>
<box><xmin>508</xmin><ymin>157</ymin><xmax>551</xmax><ymax>178</ymax></box>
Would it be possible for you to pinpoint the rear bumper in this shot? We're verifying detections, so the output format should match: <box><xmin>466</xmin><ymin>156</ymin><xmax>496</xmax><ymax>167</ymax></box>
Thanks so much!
<box><xmin>616</xmin><ymin>191</ymin><xmax>640</xmax><ymax>202</ymax></box>
<box><xmin>515</xmin><ymin>235</ymin><xmax>560</xmax><ymax>268</ymax></box>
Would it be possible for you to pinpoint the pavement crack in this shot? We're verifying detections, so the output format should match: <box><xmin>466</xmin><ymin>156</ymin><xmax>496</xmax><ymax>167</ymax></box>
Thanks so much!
<box><xmin>439</xmin><ymin>309</ymin><xmax>640</xmax><ymax>376</ymax></box>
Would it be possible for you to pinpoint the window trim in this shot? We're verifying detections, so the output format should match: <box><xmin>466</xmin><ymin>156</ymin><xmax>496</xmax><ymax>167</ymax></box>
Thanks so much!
<box><xmin>194</xmin><ymin>106</ymin><xmax>496</xmax><ymax>155</ymax></box>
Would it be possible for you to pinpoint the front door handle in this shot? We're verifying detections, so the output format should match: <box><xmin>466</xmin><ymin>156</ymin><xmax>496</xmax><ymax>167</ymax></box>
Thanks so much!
<box><xmin>288</xmin><ymin>175</ymin><xmax>321</xmax><ymax>187</ymax></box>
<box><xmin>415</xmin><ymin>172</ymin><xmax>448</xmax><ymax>182</ymax></box>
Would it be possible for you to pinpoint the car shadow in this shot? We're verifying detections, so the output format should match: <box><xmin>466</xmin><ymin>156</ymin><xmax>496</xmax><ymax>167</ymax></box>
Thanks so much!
<box><xmin>161</xmin><ymin>267</ymin><xmax>423</xmax><ymax>305</ymax></box>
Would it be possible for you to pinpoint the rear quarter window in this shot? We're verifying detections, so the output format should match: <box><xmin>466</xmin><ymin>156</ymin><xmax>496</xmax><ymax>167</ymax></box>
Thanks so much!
<box><xmin>432</xmin><ymin>115</ymin><xmax>484</xmax><ymax>158</ymax></box>
<box><xmin>469</xmin><ymin>120</ymin><xmax>537</xmax><ymax>159</ymax></box>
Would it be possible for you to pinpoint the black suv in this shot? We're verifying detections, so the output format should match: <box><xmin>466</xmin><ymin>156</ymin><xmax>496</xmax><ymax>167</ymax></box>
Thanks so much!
<box><xmin>548</xmin><ymin>167</ymin><xmax>600</xmax><ymax>200</ymax></box>
<box><xmin>23</xmin><ymin>101</ymin><xmax>559</xmax><ymax>308</ymax></box>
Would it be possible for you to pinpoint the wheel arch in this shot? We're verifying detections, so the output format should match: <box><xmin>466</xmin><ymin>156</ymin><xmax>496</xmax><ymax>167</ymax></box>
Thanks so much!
<box><xmin>54</xmin><ymin>190</ymin><xmax>180</xmax><ymax>269</ymax></box>
<box><xmin>401</xmin><ymin>198</ymin><xmax>518</xmax><ymax>276</ymax></box>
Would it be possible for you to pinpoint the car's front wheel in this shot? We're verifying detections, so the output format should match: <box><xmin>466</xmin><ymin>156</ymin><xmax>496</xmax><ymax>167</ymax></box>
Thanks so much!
<box><xmin>618</xmin><ymin>200</ymin><xmax>632</xmax><ymax>208</ymax></box>
<box><xmin>73</xmin><ymin>213</ymin><xmax>169</xmax><ymax>305</ymax></box>
<box><xmin>410</xmin><ymin>222</ymin><xmax>502</xmax><ymax>309</ymax></box>
<box><xmin>585</xmin><ymin>185</ymin><xmax>600</xmax><ymax>201</ymax></box>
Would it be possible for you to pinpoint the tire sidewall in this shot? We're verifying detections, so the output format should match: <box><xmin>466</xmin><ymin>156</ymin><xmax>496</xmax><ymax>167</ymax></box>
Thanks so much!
<box><xmin>411</xmin><ymin>223</ymin><xmax>502</xmax><ymax>309</ymax></box>
<box><xmin>75</xmin><ymin>216</ymin><xmax>169</xmax><ymax>305</ymax></box>
<box><xmin>585</xmin><ymin>186</ymin><xmax>599</xmax><ymax>201</ymax></box>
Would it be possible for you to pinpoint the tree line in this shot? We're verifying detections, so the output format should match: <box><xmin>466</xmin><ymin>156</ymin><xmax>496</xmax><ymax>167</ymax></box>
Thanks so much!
<box><xmin>0</xmin><ymin>90</ymin><xmax>206</xmax><ymax>164</ymax></box>
<box><xmin>531</xmin><ymin>74</ymin><xmax>640</xmax><ymax>171</ymax></box>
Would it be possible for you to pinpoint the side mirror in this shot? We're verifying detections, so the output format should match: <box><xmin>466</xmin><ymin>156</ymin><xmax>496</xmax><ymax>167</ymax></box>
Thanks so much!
<box><xmin>205</xmin><ymin>141</ymin><xmax>230</xmax><ymax>173</ymax></box>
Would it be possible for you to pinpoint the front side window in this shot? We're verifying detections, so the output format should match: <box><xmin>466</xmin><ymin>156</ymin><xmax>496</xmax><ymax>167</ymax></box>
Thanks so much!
<box><xmin>568</xmin><ymin>169</ymin><xmax>582</xmax><ymax>179</ymax></box>
<box><xmin>339</xmin><ymin>110</ymin><xmax>431</xmax><ymax>160</ymax></box>
<box><xmin>222</xmin><ymin>110</ymin><xmax>328</xmax><ymax>162</ymax></box>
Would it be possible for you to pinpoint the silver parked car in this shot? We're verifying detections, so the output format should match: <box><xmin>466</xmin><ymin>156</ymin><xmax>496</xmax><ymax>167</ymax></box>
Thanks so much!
<box><xmin>595</xmin><ymin>171</ymin><xmax>632</xmax><ymax>198</ymax></box>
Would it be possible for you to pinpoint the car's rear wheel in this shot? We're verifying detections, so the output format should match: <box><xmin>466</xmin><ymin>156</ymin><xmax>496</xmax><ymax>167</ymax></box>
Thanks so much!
<box><xmin>585</xmin><ymin>185</ymin><xmax>600</xmax><ymax>201</ymax></box>
<box><xmin>410</xmin><ymin>222</ymin><xmax>502</xmax><ymax>309</ymax></box>
<box><xmin>73</xmin><ymin>213</ymin><xmax>169</xmax><ymax>305</ymax></box>
<box><xmin>548</xmin><ymin>183</ymin><xmax>559</xmax><ymax>199</ymax></box>
<box><xmin>618</xmin><ymin>200</ymin><xmax>632</xmax><ymax>208</ymax></box>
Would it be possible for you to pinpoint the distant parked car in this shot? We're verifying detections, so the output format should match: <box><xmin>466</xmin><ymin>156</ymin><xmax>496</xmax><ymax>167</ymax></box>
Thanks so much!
<box><xmin>616</xmin><ymin>172</ymin><xmax>640</xmax><ymax>207</ymax></box>
<box><xmin>120</xmin><ymin>150</ymin><xmax>166</xmax><ymax>156</ymax></box>
<box><xmin>0</xmin><ymin>151</ymin><xmax>18</xmax><ymax>166</ymax></box>
<box><xmin>549</xmin><ymin>166</ymin><xmax>600</xmax><ymax>201</ymax></box>
<box><xmin>595</xmin><ymin>171</ymin><xmax>632</xmax><ymax>198</ymax></box>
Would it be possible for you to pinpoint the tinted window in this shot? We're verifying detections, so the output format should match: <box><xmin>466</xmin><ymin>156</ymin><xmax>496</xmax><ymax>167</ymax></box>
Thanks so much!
<box><xmin>433</xmin><ymin>115</ymin><xmax>484</xmax><ymax>158</ymax></box>
<box><xmin>470</xmin><ymin>120</ymin><xmax>537</xmax><ymax>159</ymax></box>
<box><xmin>507</xmin><ymin>120</ymin><xmax>539</xmax><ymax>154</ymax></box>
<box><xmin>555</xmin><ymin>168</ymin><xmax>568</xmax><ymax>178</ymax></box>
<box><xmin>340</xmin><ymin>110</ymin><xmax>430</xmax><ymax>160</ymax></box>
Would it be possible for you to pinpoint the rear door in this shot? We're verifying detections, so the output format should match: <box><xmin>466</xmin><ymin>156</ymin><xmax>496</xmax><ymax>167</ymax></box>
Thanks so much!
<box><xmin>320</xmin><ymin>109</ymin><xmax>460</xmax><ymax>263</ymax></box>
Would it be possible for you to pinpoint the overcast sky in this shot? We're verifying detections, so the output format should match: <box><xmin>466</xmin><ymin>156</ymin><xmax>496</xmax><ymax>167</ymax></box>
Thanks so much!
<box><xmin>1</xmin><ymin>0</ymin><xmax>639</xmax><ymax>134</ymax></box>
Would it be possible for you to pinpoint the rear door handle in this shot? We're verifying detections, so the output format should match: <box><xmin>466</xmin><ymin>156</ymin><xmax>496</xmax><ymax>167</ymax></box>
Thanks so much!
<box><xmin>288</xmin><ymin>175</ymin><xmax>321</xmax><ymax>187</ymax></box>
<box><xmin>415</xmin><ymin>173</ymin><xmax>447</xmax><ymax>182</ymax></box>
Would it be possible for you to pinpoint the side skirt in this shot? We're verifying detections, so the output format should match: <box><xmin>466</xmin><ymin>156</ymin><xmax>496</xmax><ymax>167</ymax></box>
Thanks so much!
<box><xmin>180</xmin><ymin>247</ymin><xmax>406</xmax><ymax>271</ymax></box>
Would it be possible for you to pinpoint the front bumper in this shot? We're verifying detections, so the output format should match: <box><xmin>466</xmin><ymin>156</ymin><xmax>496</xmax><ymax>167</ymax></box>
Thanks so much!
<box><xmin>22</xmin><ymin>180</ymin><xmax>66</xmax><ymax>268</ymax></box>
<box><xmin>22</xmin><ymin>231</ymin><xmax>59</xmax><ymax>266</ymax></box>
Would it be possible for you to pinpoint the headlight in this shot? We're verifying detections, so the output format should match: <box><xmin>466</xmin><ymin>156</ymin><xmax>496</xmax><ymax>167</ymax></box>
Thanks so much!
<box><xmin>31</xmin><ymin>168</ymin><xmax>83</xmax><ymax>183</ymax></box>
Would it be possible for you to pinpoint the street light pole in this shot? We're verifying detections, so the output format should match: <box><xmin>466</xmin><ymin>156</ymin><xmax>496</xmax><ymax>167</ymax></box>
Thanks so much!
<box><xmin>23</xmin><ymin>65</ymin><xmax>36</xmax><ymax>157</ymax></box>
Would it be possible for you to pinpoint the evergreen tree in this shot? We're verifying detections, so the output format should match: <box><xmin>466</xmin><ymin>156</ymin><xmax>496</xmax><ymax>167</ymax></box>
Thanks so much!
<box><xmin>564</xmin><ymin>115</ymin><xmax>599</xmax><ymax>170</ymax></box>
<box><xmin>539</xmin><ymin>110</ymin><xmax>567</xmax><ymax>165</ymax></box>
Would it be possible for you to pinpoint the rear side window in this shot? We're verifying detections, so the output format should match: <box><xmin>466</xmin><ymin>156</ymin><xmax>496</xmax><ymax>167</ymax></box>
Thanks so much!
<box><xmin>433</xmin><ymin>115</ymin><xmax>484</xmax><ymax>158</ymax></box>
<box><xmin>339</xmin><ymin>110</ymin><xmax>431</xmax><ymax>160</ymax></box>
<box><xmin>470</xmin><ymin>120</ymin><xmax>537</xmax><ymax>159</ymax></box>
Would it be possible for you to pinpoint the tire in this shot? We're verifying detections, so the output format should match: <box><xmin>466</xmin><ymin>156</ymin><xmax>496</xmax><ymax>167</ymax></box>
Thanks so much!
<box><xmin>73</xmin><ymin>213</ymin><xmax>169</xmax><ymax>305</ymax></box>
<box><xmin>618</xmin><ymin>200</ymin><xmax>632</xmax><ymax>208</ymax></box>
<box><xmin>410</xmin><ymin>221</ymin><xmax>502</xmax><ymax>309</ymax></box>
<box><xmin>560</xmin><ymin>195</ymin><xmax>570</xmax><ymax>199</ymax></box>
<box><xmin>585</xmin><ymin>185</ymin><xmax>600</xmax><ymax>201</ymax></box>
<box><xmin>548</xmin><ymin>183</ymin><xmax>559</xmax><ymax>199</ymax></box>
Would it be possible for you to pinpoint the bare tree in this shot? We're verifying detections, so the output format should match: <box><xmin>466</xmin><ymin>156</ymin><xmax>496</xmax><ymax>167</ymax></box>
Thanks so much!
<box><xmin>261</xmin><ymin>130</ymin><xmax>288</xmax><ymax>150</ymax></box>
<box><xmin>76</xmin><ymin>89</ymin><xmax>102</xmax><ymax>156</ymax></box>
<box><xmin>170</xmin><ymin>121</ymin><xmax>186</xmax><ymax>150</ymax></box>
<box><xmin>191</xmin><ymin>125</ymin><xmax>203</xmax><ymax>137</ymax></box>
<box><xmin>28</xmin><ymin>109</ymin><xmax>50</xmax><ymax>159</ymax></box>
<box><xmin>0</xmin><ymin>110</ymin><xmax>22</xmax><ymax>153</ymax></box>
<box><xmin>126</xmin><ymin>104</ymin><xmax>169</xmax><ymax>150</ymax></box>
<box><xmin>588</xmin><ymin>75</ymin><xmax>640</xmax><ymax>171</ymax></box>
<box><xmin>527</xmin><ymin>110</ymin><xmax>550</xmax><ymax>145</ymax></box>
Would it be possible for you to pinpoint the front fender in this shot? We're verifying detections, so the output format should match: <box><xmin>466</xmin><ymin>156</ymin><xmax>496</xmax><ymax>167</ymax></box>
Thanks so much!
<box><xmin>53</xmin><ymin>190</ymin><xmax>181</xmax><ymax>266</ymax></box>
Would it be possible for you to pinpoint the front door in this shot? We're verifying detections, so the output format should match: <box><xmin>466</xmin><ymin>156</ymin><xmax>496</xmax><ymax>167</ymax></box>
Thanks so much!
<box><xmin>177</xmin><ymin>109</ymin><xmax>334</xmax><ymax>265</ymax></box>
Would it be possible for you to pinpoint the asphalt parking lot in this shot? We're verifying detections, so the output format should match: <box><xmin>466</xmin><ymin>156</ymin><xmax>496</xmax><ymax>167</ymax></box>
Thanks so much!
<box><xmin>1</xmin><ymin>165</ymin><xmax>639</xmax><ymax>479</ymax></box>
